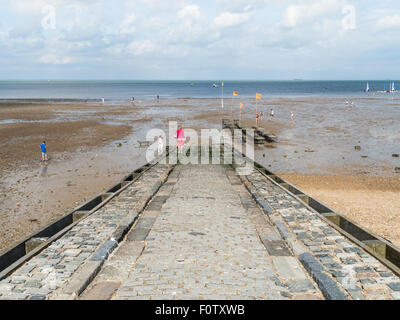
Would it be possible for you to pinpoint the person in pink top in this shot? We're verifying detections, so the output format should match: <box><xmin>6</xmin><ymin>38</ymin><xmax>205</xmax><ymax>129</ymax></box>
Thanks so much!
<box><xmin>176</xmin><ymin>126</ymin><xmax>185</xmax><ymax>153</ymax></box>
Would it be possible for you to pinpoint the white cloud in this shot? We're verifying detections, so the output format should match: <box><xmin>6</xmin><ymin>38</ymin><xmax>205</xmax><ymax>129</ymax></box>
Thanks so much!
<box><xmin>2</xmin><ymin>0</ymin><xmax>400</xmax><ymax>80</ymax></box>
<box><xmin>134</xmin><ymin>0</ymin><xmax>186</xmax><ymax>12</ymax></box>
<box><xmin>38</xmin><ymin>54</ymin><xmax>72</xmax><ymax>64</ymax></box>
<box><xmin>10</xmin><ymin>0</ymin><xmax>93</xmax><ymax>14</ymax></box>
<box><xmin>282</xmin><ymin>0</ymin><xmax>345</xmax><ymax>28</ymax></box>
<box><xmin>214</xmin><ymin>12</ymin><xmax>251</xmax><ymax>28</ymax></box>
<box><xmin>177</xmin><ymin>5</ymin><xmax>202</xmax><ymax>20</ymax></box>
<box><xmin>377</xmin><ymin>15</ymin><xmax>400</xmax><ymax>29</ymax></box>
<box><xmin>11</xmin><ymin>0</ymin><xmax>53</xmax><ymax>13</ymax></box>
<box><xmin>177</xmin><ymin>4</ymin><xmax>204</xmax><ymax>29</ymax></box>
<box><xmin>119</xmin><ymin>14</ymin><xmax>137</xmax><ymax>34</ymax></box>
<box><xmin>127</xmin><ymin>40</ymin><xmax>156</xmax><ymax>56</ymax></box>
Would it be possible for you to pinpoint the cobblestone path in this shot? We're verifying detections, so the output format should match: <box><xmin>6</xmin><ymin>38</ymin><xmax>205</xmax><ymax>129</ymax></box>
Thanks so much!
<box><xmin>3</xmin><ymin>161</ymin><xmax>400</xmax><ymax>300</ymax></box>
<box><xmin>87</xmin><ymin>165</ymin><xmax>323</xmax><ymax>300</ymax></box>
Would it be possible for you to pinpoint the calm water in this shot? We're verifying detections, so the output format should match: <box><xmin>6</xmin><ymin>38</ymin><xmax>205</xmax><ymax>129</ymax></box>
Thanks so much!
<box><xmin>0</xmin><ymin>80</ymin><xmax>399</xmax><ymax>176</ymax></box>
<box><xmin>0</xmin><ymin>80</ymin><xmax>399</xmax><ymax>100</ymax></box>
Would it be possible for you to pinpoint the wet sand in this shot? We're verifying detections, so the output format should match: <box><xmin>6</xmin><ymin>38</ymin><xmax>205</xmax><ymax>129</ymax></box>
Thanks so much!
<box><xmin>0</xmin><ymin>96</ymin><xmax>400</xmax><ymax>253</ymax></box>
<box><xmin>0</xmin><ymin>102</ymin><xmax>145</xmax><ymax>251</ymax></box>
<box><xmin>0</xmin><ymin>99</ymin><xmax>224</xmax><ymax>251</ymax></box>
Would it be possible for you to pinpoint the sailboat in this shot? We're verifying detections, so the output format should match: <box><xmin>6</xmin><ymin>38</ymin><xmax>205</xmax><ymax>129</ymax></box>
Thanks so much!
<box><xmin>365</xmin><ymin>82</ymin><xmax>370</xmax><ymax>92</ymax></box>
<box><xmin>391</xmin><ymin>82</ymin><xmax>396</xmax><ymax>92</ymax></box>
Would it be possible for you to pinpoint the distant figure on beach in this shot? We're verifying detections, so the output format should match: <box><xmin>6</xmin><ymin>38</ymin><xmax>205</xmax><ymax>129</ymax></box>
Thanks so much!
<box><xmin>345</xmin><ymin>100</ymin><xmax>349</xmax><ymax>108</ymax></box>
<box><xmin>351</xmin><ymin>101</ymin><xmax>354</xmax><ymax>108</ymax></box>
<box><xmin>102</xmin><ymin>98</ymin><xmax>105</xmax><ymax>104</ymax></box>
<box><xmin>157</xmin><ymin>94</ymin><xmax>160</xmax><ymax>103</ymax></box>
<box><xmin>176</xmin><ymin>126</ymin><xmax>185</xmax><ymax>154</ymax></box>
<box><xmin>290</xmin><ymin>110</ymin><xmax>294</xmax><ymax>122</ymax></box>
<box><xmin>157</xmin><ymin>136</ymin><xmax>164</xmax><ymax>156</ymax></box>
<box><xmin>270</xmin><ymin>108</ymin><xmax>274</xmax><ymax>120</ymax></box>
<box><xmin>259</xmin><ymin>112</ymin><xmax>264</xmax><ymax>125</ymax></box>
<box><xmin>40</xmin><ymin>141</ymin><xmax>48</xmax><ymax>162</ymax></box>
<box><xmin>255</xmin><ymin>112</ymin><xmax>259</xmax><ymax>126</ymax></box>
<box><xmin>131</xmin><ymin>96</ymin><xmax>135</xmax><ymax>104</ymax></box>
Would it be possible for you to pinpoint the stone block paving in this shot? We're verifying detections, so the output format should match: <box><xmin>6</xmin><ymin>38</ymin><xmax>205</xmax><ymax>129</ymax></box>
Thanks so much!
<box><xmin>114</xmin><ymin>165</ymin><xmax>322</xmax><ymax>300</ymax></box>
<box><xmin>0</xmin><ymin>164</ymin><xmax>170</xmax><ymax>300</ymax></box>
<box><xmin>245</xmin><ymin>170</ymin><xmax>400</xmax><ymax>300</ymax></box>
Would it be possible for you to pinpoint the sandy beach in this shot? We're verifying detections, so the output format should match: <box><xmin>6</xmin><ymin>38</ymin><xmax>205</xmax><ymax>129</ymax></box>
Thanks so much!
<box><xmin>0</xmin><ymin>96</ymin><xmax>400</xmax><ymax>253</ymax></box>
<box><xmin>280</xmin><ymin>173</ymin><xmax>400</xmax><ymax>247</ymax></box>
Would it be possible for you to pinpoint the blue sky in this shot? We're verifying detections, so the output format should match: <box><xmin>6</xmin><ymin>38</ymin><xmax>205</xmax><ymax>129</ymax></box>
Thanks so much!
<box><xmin>1</xmin><ymin>0</ymin><xmax>400</xmax><ymax>80</ymax></box>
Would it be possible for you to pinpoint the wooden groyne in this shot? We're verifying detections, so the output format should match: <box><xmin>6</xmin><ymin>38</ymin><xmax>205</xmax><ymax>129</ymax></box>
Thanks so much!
<box><xmin>222</xmin><ymin>119</ymin><xmax>277</xmax><ymax>144</ymax></box>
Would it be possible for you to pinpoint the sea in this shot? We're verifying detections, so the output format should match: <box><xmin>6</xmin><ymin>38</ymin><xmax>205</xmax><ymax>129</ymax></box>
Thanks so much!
<box><xmin>0</xmin><ymin>80</ymin><xmax>399</xmax><ymax>176</ymax></box>
<box><xmin>0</xmin><ymin>80</ymin><xmax>398</xmax><ymax>101</ymax></box>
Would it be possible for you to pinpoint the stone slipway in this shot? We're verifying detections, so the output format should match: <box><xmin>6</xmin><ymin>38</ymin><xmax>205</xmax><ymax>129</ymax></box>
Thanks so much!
<box><xmin>1</xmin><ymin>160</ymin><xmax>400</xmax><ymax>300</ymax></box>
<box><xmin>82</xmin><ymin>164</ymin><xmax>323</xmax><ymax>300</ymax></box>
<box><xmin>82</xmin><ymin>164</ymin><xmax>400</xmax><ymax>300</ymax></box>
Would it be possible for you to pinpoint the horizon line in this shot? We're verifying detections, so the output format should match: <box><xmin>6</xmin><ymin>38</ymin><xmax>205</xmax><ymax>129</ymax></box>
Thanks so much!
<box><xmin>0</xmin><ymin>79</ymin><xmax>398</xmax><ymax>82</ymax></box>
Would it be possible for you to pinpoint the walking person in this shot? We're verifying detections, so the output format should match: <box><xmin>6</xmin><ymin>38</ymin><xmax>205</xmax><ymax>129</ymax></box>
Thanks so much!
<box><xmin>176</xmin><ymin>126</ymin><xmax>185</xmax><ymax>154</ymax></box>
<box><xmin>40</xmin><ymin>141</ymin><xmax>48</xmax><ymax>162</ymax></box>
<box><xmin>270</xmin><ymin>108</ymin><xmax>274</xmax><ymax>120</ymax></box>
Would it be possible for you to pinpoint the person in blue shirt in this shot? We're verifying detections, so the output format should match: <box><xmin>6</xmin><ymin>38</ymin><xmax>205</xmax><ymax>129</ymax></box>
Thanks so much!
<box><xmin>40</xmin><ymin>141</ymin><xmax>48</xmax><ymax>162</ymax></box>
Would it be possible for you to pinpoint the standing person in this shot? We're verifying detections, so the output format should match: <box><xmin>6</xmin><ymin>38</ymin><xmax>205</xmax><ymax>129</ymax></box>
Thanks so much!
<box><xmin>290</xmin><ymin>110</ymin><xmax>294</xmax><ymax>122</ymax></box>
<box><xmin>157</xmin><ymin>94</ymin><xmax>160</xmax><ymax>103</ymax></box>
<box><xmin>270</xmin><ymin>108</ymin><xmax>274</xmax><ymax>120</ymax></box>
<box><xmin>255</xmin><ymin>112</ymin><xmax>259</xmax><ymax>126</ymax></box>
<box><xmin>259</xmin><ymin>112</ymin><xmax>264</xmax><ymax>125</ymax></box>
<box><xmin>131</xmin><ymin>96</ymin><xmax>135</xmax><ymax>105</ymax></box>
<box><xmin>157</xmin><ymin>136</ymin><xmax>164</xmax><ymax>156</ymax></box>
<box><xmin>40</xmin><ymin>141</ymin><xmax>48</xmax><ymax>162</ymax></box>
<box><xmin>176</xmin><ymin>126</ymin><xmax>185</xmax><ymax>154</ymax></box>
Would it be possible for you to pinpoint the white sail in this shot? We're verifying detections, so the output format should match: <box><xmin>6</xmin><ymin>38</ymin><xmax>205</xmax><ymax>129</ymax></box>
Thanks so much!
<box><xmin>366</xmin><ymin>82</ymin><xmax>369</xmax><ymax>92</ymax></box>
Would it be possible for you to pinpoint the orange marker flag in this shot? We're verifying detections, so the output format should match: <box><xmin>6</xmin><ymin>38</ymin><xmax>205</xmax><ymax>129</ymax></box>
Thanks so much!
<box><xmin>240</xmin><ymin>103</ymin><xmax>244</xmax><ymax>109</ymax></box>
<box><xmin>256</xmin><ymin>93</ymin><xmax>262</xmax><ymax>100</ymax></box>
<box><xmin>233</xmin><ymin>91</ymin><xmax>238</xmax><ymax>96</ymax></box>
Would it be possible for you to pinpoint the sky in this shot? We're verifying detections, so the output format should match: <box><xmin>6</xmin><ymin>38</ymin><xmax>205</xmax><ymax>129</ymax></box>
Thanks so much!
<box><xmin>0</xmin><ymin>0</ymin><xmax>400</xmax><ymax>80</ymax></box>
